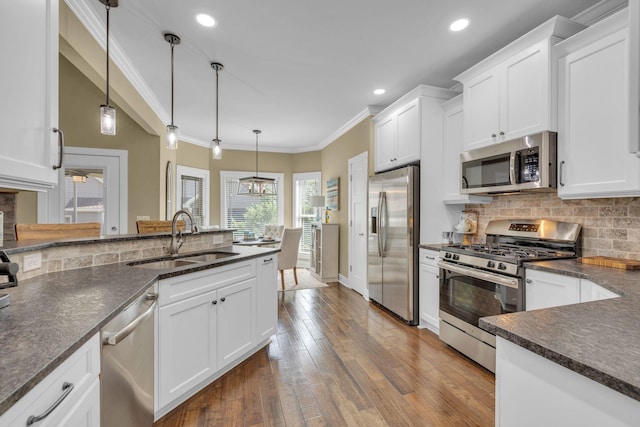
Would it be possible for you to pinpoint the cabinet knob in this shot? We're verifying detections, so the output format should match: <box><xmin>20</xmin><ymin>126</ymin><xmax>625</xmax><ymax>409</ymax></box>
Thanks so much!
<box><xmin>526</xmin><ymin>279</ymin><xmax>532</xmax><ymax>284</ymax></box>
<box><xmin>220</xmin><ymin>297</ymin><xmax>226</xmax><ymax>302</ymax></box>
<box><xmin>491</xmin><ymin>133</ymin><xmax>497</xmax><ymax>138</ymax></box>
<box><xmin>499</xmin><ymin>131</ymin><xmax>505</xmax><ymax>136</ymax></box>
<box><xmin>212</xmin><ymin>300</ymin><xmax>217</xmax><ymax>305</ymax></box>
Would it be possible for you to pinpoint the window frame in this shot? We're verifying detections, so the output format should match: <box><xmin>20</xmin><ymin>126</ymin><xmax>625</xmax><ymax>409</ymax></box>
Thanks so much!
<box><xmin>292</xmin><ymin>171</ymin><xmax>321</xmax><ymax>255</ymax></box>
<box><xmin>176</xmin><ymin>165</ymin><xmax>210</xmax><ymax>226</ymax></box>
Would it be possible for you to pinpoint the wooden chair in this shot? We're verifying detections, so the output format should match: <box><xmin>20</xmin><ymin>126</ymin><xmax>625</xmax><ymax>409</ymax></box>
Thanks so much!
<box><xmin>15</xmin><ymin>222</ymin><xmax>101</xmax><ymax>241</ymax></box>
<box><xmin>277</xmin><ymin>228</ymin><xmax>303</xmax><ymax>290</ymax></box>
<box><xmin>136</xmin><ymin>220</ymin><xmax>186</xmax><ymax>234</ymax></box>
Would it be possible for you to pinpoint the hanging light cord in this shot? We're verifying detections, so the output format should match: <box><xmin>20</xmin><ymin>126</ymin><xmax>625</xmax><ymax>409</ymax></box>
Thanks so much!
<box><xmin>105</xmin><ymin>3</ymin><xmax>111</xmax><ymax>107</ymax></box>
<box><xmin>254</xmin><ymin>130</ymin><xmax>261</xmax><ymax>175</ymax></box>
<box><xmin>215</xmin><ymin>66</ymin><xmax>220</xmax><ymax>141</ymax></box>
<box><xmin>170</xmin><ymin>40</ymin><xmax>175</xmax><ymax>126</ymax></box>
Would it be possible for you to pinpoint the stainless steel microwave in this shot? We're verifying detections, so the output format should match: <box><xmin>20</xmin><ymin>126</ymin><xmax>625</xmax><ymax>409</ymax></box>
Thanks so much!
<box><xmin>460</xmin><ymin>131</ymin><xmax>557</xmax><ymax>195</ymax></box>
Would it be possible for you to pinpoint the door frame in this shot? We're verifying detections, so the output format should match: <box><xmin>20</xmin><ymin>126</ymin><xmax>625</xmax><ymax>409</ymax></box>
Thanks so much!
<box><xmin>348</xmin><ymin>151</ymin><xmax>369</xmax><ymax>299</ymax></box>
<box><xmin>37</xmin><ymin>147</ymin><xmax>128</xmax><ymax>234</ymax></box>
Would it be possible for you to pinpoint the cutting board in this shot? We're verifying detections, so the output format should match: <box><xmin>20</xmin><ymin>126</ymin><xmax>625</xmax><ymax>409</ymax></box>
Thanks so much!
<box><xmin>577</xmin><ymin>256</ymin><xmax>640</xmax><ymax>270</ymax></box>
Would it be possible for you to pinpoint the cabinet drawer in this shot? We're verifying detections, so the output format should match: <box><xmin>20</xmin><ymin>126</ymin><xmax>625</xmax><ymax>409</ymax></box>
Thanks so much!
<box><xmin>419</xmin><ymin>248</ymin><xmax>439</xmax><ymax>267</ymax></box>
<box><xmin>0</xmin><ymin>334</ymin><xmax>100</xmax><ymax>427</ymax></box>
<box><xmin>159</xmin><ymin>260</ymin><xmax>256</xmax><ymax>306</ymax></box>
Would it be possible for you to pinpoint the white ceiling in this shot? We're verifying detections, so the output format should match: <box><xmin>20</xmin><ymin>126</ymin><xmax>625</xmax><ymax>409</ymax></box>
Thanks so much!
<box><xmin>68</xmin><ymin>0</ymin><xmax>609</xmax><ymax>153</ymax></box>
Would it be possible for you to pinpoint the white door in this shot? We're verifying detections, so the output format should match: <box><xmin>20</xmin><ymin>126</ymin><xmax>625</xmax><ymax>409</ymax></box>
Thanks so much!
<box><xmin>348</xmin><ymin>152</ymin><xmax>368</xmax><ymax>298</ymax></box>
<box><xmin>38</xmin><ymin>147</ymin><xmax>128</xmax><ymax>235</ymax></box>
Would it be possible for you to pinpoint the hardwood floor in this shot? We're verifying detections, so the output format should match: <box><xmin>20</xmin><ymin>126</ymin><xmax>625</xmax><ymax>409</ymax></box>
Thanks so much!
<box><xmin>154</xmin><ymin>284</ymin><xmax>495</xmax><ymax>426</ymax></box>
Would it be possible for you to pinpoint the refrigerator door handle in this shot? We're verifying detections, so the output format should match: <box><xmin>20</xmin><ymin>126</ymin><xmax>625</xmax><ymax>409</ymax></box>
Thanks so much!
<box><xmin>380</xmin><ymin>191</ymin><xmax>387</xmax><ymax>257</ymax></box>
<box><xmin>377</xmin><ymin>191</ymin><xmax>384</xmax><ymax>257</ymax></box>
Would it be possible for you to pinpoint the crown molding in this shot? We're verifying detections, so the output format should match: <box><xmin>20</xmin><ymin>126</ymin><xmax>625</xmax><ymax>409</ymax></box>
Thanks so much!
<box><xmin>571</xmin><ymin>0</ymin><xmax>628</xmax><ymax>26</ymax></box>
<box><xmin>313</xmin><ymin>105</ymin><xmax>382</xmax><ymax>151</ymax></box>
<box><xmin>64</xmin><ymin>0</ymin><xmax>170</xmax><ymax>125</ymax></box>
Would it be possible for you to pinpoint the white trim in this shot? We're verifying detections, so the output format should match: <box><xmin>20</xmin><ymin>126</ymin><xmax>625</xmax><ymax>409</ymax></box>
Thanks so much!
<box><xmin>315</xmin><ymin>106</ymin><xmax>382</xmax><ymax>151</ymax></box>
<box><xmin>347</xmin><ymin>151</ymin><xmax>369</xmax><ymax>300</ymax></box>
<box><xmin>176</xmin><ymin>165</ymin><xmax>210</xmax><ymax>226</ymax></box>
<box><xmin>571</xmin><ymin>0</ymin><xmax>629</xmax><ymax>26</ymax></box>
<box><xmin>219</xmin><ymin>171</ymin><xmax>285</xmax><ymax>228</ymax></box>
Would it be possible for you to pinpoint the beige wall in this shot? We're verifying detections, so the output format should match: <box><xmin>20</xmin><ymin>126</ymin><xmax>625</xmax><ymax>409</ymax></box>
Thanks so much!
<box><xmin>467</xmin><ymin>193</ymin><xmax>640</xmax><ymax>259</ymax></box>
<box><xmin>59</xmin><ymin>56</ymin><xmax>160</xmax><ymax>233</ymax></box>
<box><xmin>320</xmin><ymin>118</ymin><xmax>374</xmax><ymax>277</ymax></box>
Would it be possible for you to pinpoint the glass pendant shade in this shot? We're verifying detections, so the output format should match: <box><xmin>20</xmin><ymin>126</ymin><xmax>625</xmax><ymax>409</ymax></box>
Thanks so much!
<box><xmin>166</xmin><ymin>125</ymin><xmax>179</xmax><ymax>150</ymax></box>
<box><xmin>100</xmin><ymin>105</ymin><xmax>116</xmax><ymax>135</ymax></box>
<box><xmin>212</xmin><ymin>139</ymin><xmax>222</xmax><ymax>159</ymax></box>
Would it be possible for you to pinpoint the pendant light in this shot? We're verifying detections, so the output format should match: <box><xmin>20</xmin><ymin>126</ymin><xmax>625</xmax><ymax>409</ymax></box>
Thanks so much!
<box><xmin>237</xmin><ymin>130</ymin><xmax>277</xmax><ymax>196</ymax></box>
<box><xmin>211</xmin><ymin>62</ymin><xmax>223</xmax><ymax>159</ymax></box>
<box><xmin>164</xmin><ymin>33</ymin><xmax>181</xmax><ymax>150</ymax></box>
<box><xmin>99</xmin><ymin>0</ymin><xmax>118</xmax><ymax>135</ymax></box>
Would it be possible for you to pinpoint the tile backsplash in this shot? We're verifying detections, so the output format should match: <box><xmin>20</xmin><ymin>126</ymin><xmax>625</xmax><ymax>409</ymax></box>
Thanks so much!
<box><xmin>466</xmin><ymin>193</ymin><xmax>640</xmax><ymax>259</ymax></box>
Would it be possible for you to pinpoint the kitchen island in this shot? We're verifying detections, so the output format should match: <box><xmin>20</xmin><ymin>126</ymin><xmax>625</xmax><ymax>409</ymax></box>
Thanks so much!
<box><xmin>0</xmin><ymin>231</ymin><xmax>279</xmax><ymax>423</ymax></box>
<box><xmin>480</xmin><ymin>259</ymin><xmax>640</xmax><ymax>426</ymax></box>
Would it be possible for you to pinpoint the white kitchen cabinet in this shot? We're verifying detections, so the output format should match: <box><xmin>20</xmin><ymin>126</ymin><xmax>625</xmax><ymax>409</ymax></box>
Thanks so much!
<box><xmin>158</xmin><ymin>290</ymin><xmax>217</xmax><ymax>409</ymax></box>
<box><xmin>0</xmin><ymin>0</ymin><xmax>61</xmax><ymax>191</ymax></box>
<box><xmin>496</xmin><ymin>336</ymin><xmax>640</xmax><ymax>427</ymax></box>
<box><xmin>556</xmin><ymin>9</ymin><xmax>640</xmax><ymax>199</ymax></box>
<box><xmin>374</xmin><ymin>99</ymin><xmax>420</xmax><ymax>172</ymax></box>
<box><xmin>311</xmin><ymin>223</ymin><xmax>339</xmax><ymax>282</ymax></box>
<box><xmin>418</xmin><ymin>248</ymin><xmax>440</xmax><ymax>334</ymax></box>
<box><xmin>525</xmin><ymin>269</ymin><xmax>580</xmax><ymax>310</ymax></box>
<box><xmin>455</xmin><ymin>16</ymin><xmax>585</xmax><ymax>151</ymax></box>
<box><xmin>580</xmin><ymin>279</ymin><xmax>619</xmax><ymax>303</ymax></box>
<box><xmin>256</xmin><ymin>255</ymin><xmax>278</xmax><ymax>341</ymax></box>
<box><xmin>441</xmin><ymin>95</ymin><xmax>492</xmax><ymax>204</ymax></box>
<box><xmin>525</xmin><ymin>269</ymin><xmax>619</xmax><ymax>310</ymax></box>
<box><xmin>156</xmin><ymin>258</ymin><xmax>278</xmax><ymax>417</ymax></box>
<box><xmin>0</xmin><ymin>334</ymin><xmax>100</xmax><ymax>427</ymax></box>
<box><xmin>217</xmin><ymin>278</ymin><xmax>256</xmax><ymax>369</ymax></box>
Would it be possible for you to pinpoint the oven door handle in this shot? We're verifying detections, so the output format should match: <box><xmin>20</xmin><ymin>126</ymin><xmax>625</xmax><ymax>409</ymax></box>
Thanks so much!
<box><xmin>437</xmin><ymin>261</ymin><xmax>519</xmax><ymax>289</ymax></box>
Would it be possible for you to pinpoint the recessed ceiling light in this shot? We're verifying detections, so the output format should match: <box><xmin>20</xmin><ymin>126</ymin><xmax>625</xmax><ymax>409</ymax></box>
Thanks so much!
<box><xmin>196</xmin><ymin>13</ymin><xmax>216</xmax><ymax>27</ymax></box>
<box><xmin>373</xmin><ymin>89</ymin><xmax>386</xmax><ymax>95</ymax></box>
<box><xmin>450</xmin><ymin>18</ymin><xmax>469</xmax><ymax>32</ymax></box>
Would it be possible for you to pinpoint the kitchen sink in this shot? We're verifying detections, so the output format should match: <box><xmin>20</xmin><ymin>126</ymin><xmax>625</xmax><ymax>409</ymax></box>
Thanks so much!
<box><xmin>129</xmin><ymin>251</ymin><xmax>239</xmax><ymax>269</ymax></box>
<box><xmin>131</xmin><ymin>259</ymin><xmax>202</xmax><ymax>269</ymax></box>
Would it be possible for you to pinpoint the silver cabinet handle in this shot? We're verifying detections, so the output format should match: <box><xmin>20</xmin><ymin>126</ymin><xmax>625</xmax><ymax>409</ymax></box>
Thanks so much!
<box><xmin>559</xmin><ymin>160</ymin><xmax>566</xmax><ymax>187</ymax></box>
<box><xmin>103</xmin><ymin>294</ymin><xmax>157</xmax><ymax>346</ymax></box>
<box><xmin>52</xmin><ymin>128</ymin><xmax>64</xmax><ymax>170</ymax></box>
<box><xmin>26</xmin><ymin>382</ymin><xmax>74</xmax><ymax>426</ymax></box>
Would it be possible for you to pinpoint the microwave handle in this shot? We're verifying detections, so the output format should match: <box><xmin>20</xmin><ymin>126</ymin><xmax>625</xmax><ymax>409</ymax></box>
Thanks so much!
<box><xmin>509</xmin><ymin>151</ymin><xmax>517</xmax><ymax>186</ymax></box>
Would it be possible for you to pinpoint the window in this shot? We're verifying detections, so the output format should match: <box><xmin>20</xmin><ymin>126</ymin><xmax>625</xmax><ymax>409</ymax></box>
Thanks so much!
<box><xmin>176</xmin><ymin>165</ymin><xmax>210</xmax><ymax>227</ymax></box>
<box><xmin>293</xmin><ymin>172</ymin><xmax>321</xmax><ymax>255</ymax></box>
<box><xmin>220</xmin><ymin>171</ymin><xmax>284</xmax><ymax>241</ymax></box>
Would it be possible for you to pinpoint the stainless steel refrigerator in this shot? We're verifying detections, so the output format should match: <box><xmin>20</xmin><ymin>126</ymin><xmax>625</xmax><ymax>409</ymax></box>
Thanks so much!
<box><xmin>368</xmin><ymin>165</ymin><xmax>419</xmax><ymax>325</ymax></box>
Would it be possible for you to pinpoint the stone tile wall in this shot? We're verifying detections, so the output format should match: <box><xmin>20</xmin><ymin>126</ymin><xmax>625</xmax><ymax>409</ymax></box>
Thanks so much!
<box><xmin>465</xmin><ymin>193</ymin><xmax>640</xmax><ymax>259</ymax></box>
<box><xmin>10</xmin><ymin>231</ymin><xmax>235</xmax><ymax>281</ymax></box>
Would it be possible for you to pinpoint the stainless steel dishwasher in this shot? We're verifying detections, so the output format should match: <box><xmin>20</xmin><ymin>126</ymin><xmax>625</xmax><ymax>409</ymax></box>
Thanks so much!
<box><xmin>101</xmin><ymin>284</ymin><xmax>157</xmax><ymax>427</ymax></box>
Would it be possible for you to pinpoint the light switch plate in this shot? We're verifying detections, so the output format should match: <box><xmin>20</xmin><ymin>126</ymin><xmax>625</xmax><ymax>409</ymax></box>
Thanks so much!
<box><xmin>23</xmin><ymin>253</ymin><xmax>42</xmax><ymax>272</ymax></box>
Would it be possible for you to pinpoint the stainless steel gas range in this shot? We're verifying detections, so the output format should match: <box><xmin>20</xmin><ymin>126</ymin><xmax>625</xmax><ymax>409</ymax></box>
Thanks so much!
<box><xmin>437</xmin><ymin>219</ymin><xmax>582</xmax><ymax>372</ymax></box>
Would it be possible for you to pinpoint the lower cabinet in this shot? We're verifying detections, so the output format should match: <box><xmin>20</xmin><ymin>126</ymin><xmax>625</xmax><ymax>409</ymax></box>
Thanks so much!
<box><xmin>156</xmin><ymin>255</ymin><xmax>277</xmax><ymax>417</ymax></box>
<box><xmin>525</xmin><ymin>269</ymin><xmax>619</xmax><ymax>310</ymax></box>
<box><xmin>418</xmin><ymin>248</ymin><xmax>440</xmax><ymax>334</ymax></box>
<box><xmin>0</xmin><ymin>334</ymin><xmax>100</xmax><ymax>427</ymax></box>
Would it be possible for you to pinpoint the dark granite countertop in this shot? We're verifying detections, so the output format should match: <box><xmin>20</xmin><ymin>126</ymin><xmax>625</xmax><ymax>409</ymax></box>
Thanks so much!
<box><xmin>0</xmin><ymin>244</ymin><xmax>278</xmax><ymax>415</ymax></box>
<box><xmin>480</xmin><ymin>259</ymin><xmax>640</xmax><ymax>402</ymax></box>
<box><xmin>419</xmin><ymin>243</ymin><xmax>444</xmax><ymax>251</ymax></box>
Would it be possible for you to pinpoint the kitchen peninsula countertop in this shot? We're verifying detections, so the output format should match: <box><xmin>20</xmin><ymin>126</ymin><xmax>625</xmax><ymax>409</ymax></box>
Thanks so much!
<box><xmin>480</xmin><ymin>259</ymin><xmax>640</xmax><ymax>402</ymax></box>
<box><xmin>0</xmin><ymin>244</ymin><xmax>278</xmax><ymax>416</ymax></box>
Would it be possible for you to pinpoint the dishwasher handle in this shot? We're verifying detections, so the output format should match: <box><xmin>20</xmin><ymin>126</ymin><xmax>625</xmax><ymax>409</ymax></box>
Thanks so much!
<box><xmin>103</xmin><ymin>293</ymin><xmax>157</xmax><ymax>346</ymax></box>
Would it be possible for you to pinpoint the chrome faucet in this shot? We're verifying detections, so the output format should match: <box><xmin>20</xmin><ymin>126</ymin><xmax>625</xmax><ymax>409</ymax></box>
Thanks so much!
<box><xmin>169</xmin><ymin>209</ymin><xmax>199</xmax><ymax>255</ymax></box>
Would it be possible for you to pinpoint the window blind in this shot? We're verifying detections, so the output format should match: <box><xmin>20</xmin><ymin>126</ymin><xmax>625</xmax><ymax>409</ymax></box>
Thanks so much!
<box><xmin>180</xmin><ymin>174</ymin><xmax>204</xmax><ymax>226</ymax></box>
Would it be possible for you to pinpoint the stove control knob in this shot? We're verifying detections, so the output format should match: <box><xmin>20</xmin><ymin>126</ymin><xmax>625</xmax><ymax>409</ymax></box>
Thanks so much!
<box><xmin>487</xmin><ymin>261</ymin><xmax>495</xmax><ymax>268</ymax></box>
<box><xmin>444</xmin><ymin>253</ymin><xmax>452</xmax><ymax>259</ymax></box>
<box><xmin>497</xmin><ymin>263</ymin><xmax>507</xmax><ymax>271</ymax></box>
<box><xmin>452</xmin><ymin>254</ymin><xmax>460</xmax><ymax>261</ymax></box>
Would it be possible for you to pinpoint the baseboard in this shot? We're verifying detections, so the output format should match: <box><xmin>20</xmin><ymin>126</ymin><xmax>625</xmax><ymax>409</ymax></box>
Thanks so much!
<box><xmin>338</xmin><ymin>274</ymin><xmax>349</xmax><ymax>287</ymax></box>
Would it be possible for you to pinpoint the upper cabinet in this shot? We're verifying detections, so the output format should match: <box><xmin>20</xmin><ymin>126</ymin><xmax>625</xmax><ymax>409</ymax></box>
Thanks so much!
<box><xmin>0</xmin><ymin>0</ymin><xmax>60</xmax><ymax>191</ymax></box>
<box><xmin>374</xmin><ymin>86</ymin><xmax>456</xmax><ymax>173</ymax></box>
<box><xmin>441</xmin><ymin>95</ymin><xmax>492</xmax><ymax>204</ymax></box>
<box><xmin>555</xmin><ymin>8</ymin><xmax>640</xmax><ymax>199</ymax></box>
<box><xmin>455</xmin><ymin>16</ymin><xmax>585</xmax><ymax>151</ymax></box>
